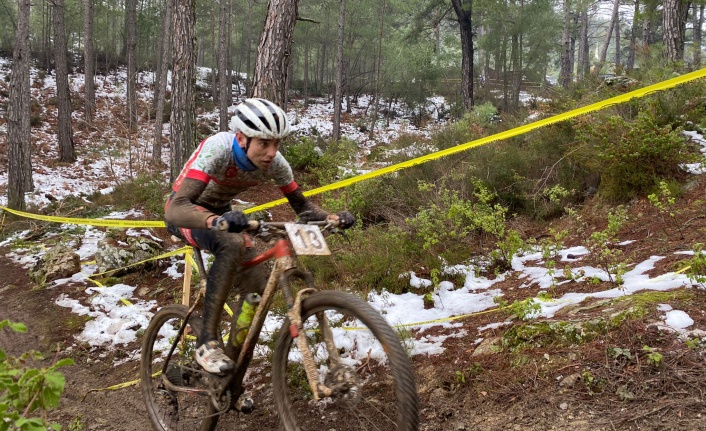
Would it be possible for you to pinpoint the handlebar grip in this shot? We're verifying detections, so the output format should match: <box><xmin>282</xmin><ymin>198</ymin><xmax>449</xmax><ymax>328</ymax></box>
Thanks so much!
<box><xmin>215</xmin><ymin>219</ymin><xmax>260</xmax><ymax>232</ymax></box>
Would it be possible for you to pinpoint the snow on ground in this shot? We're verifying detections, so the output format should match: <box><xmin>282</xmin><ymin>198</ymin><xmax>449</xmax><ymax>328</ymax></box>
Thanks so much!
<box><xmin>0</xmin><ymin>60</ymin><xmax>451</xmax><ymax>208</ymax></box>
<box><xmin>2</xmin><ymin>221</ymin><xmax>703</xmax><ymax>366</ymax></box>
<box><xmin>1</xmin><ymin>58</ymin><xmax>706</xmax><ymax>366</ymax></box>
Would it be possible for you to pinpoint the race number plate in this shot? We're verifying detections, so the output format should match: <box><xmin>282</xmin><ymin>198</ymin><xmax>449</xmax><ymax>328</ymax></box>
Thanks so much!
<box><xmin>285</xmin><ymin>223</ymin><xmax>331</xmax><ymax>256</ymax></box>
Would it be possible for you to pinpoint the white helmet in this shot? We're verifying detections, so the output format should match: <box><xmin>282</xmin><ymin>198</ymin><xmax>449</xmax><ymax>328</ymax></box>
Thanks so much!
<box><xmin>229</xmin><ymin>98</ymin><xmax>290</xmax><ymax>139</ymax></box>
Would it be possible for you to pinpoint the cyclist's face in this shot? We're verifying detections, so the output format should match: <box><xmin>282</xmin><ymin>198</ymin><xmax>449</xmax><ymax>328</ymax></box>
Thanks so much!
<box><xmin>237</xmin><ymin>132</ymin><xmax>280</xmax><ymax>170</ymax></box>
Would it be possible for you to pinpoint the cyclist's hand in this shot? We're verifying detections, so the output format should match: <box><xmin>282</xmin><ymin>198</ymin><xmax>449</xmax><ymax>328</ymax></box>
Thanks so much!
<box><xmin>297</xmin><ymin>210</ymin><xmax>327</xmax><ymax>224</ymax></box>
<box><xmin>212</xmin><ymin>211</ymin><xmax>249</xmax><ymax>233</ymax></box>
<box><xmin>332</xmin><ymin>211</ymin><xmax>356</xmax><ymax>229</ymax></box>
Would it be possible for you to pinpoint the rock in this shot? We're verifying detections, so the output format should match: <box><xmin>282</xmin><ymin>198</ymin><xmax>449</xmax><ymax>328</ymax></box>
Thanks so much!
<box><xmin>559</xmin><ymin>373</ymin><xmax>581</xmax><ymax>388</ymax></box>
<box><xmin>559</xmin><ymin>402</ymin><xmax>569</xmax><ymax>410</ymax></box>
<box><xmin>95</xmin><ymin>232</ymin><xmax>162</xmax><ymax>274</ymax></box>
<box><xmin>616</xmin><ymin>384</ymin><xmax>635</xmax><ymax>401</ymax></box>
<box><xmin>472</xmin><ymin>337</ymin><xmax>501</xmax><ymax>356</ymax></box>
<box><xmin>28</xmin><ymin>245</ymin><xmax>81</xmax><ymax>285</ymax></box>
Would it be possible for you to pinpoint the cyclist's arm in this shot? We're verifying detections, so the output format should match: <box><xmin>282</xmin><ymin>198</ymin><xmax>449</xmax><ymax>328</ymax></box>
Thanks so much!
<box><xmin>166</xmin><ymin>178</ymin><xmax>217</xmax><ymax>229</ymax></box>
<box><xmin>284</xmin><ymin>186</ymin><xmax>329</xmax><ymax>221</ymax></box>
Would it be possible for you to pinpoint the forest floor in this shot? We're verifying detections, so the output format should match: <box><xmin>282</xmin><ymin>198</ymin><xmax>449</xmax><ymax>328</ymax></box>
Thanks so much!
<box><xmin>2</xmin><ymin>173</ymin><xmax>706</xmax><ymax>431</ymax></box>
<box><xmin>2</xmin><ymin>62</ymin><xmax>706</xmax><ymax>430</ymax></box>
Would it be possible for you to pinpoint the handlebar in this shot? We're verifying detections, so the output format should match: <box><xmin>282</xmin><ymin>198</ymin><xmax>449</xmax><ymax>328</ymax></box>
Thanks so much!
<box><xmin>215</xmin><ymin>218</ymin><xmax>338</xmax><ymax>233</ymax></box>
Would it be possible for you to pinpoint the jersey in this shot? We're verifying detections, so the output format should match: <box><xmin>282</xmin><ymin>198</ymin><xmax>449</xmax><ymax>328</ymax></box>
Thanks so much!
<box><xmin>172</xmin><ymin>132</ymin><xmax>298</xmax><ymax>210</ymax></box>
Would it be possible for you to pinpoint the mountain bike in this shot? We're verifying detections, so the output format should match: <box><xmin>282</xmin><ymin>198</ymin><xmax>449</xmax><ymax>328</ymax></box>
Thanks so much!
<box><xmin>139</xmin><ymin>219</ymin><xmax>419</xmax><ymax>431</ymax></box>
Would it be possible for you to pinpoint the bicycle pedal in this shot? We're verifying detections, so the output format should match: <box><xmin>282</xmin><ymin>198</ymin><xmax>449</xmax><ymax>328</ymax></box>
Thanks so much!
<box><xmin>235</xmin><ymin>396</ymin><xmax>255</xmax><ymax>414</ymax></box>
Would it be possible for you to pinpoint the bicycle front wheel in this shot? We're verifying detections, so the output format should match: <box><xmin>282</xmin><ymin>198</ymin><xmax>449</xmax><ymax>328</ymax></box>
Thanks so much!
<box><xmin>272</xmin><ymin>291</ymin><xmax>419</xmax><ymax>431</ymax></box>
<box><xmin>140</xmin><ymin>304</ymin><xmax>220</xmax><ymax>431</ymax></box>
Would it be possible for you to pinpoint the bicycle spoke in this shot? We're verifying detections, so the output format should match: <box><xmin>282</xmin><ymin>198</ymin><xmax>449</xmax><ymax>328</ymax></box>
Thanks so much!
<box><xmin>273</xmin><ymin>291</ymin><xmax>418</xmax><ymax>431</ymax></box>
<box><xmin>140</xmin><ymin>305</ymin><xmax>220</xmax><ymax>431</ymax></box>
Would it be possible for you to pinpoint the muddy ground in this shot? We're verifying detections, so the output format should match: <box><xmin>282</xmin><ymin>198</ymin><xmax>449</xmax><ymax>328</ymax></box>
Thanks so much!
<box><xmin>2</xmin><ymin>176</ymin><xmax>706</xmax><ymax>431</ymax></box>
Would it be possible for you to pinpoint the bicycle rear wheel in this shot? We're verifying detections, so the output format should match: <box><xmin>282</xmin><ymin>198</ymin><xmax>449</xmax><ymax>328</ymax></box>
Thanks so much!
<box><xmin>272</xmin><ymin>291</ymin><xmax>419</xmax><ymax>431</ymax></box>
<box><xmin>140</xmin><ymin>304</ymin><xmax>220</xmax><ymax>431</ymax></box>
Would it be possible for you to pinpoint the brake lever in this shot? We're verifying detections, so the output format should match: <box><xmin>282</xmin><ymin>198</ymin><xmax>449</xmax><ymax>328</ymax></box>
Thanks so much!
<box><xmin>329</xmin><ymin>226</ymin><xmax>352</xmax><ymax>244</ymax></box>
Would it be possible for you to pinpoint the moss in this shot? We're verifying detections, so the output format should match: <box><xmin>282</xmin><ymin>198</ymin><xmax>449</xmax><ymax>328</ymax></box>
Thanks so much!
<box><xmin>502</xmin><ymin>321</ymin><xmax>600</xmax><ymax>351</ymax></box>
<box><xmin>615</xmin><ymin>290</ymin><xmax>693</xmax><ymax>309</ymax></box>
<box><xmin>500</xmin><ymin>291</ymin><xmax>682</xmax><ymax>353</ymax></box>
<box><xmin>65</xmin><ymin>314</ymin><xmax>92</xmax><ymax>331</ymax></box>
<box><xmin>607</xmin><ymin>306</ymin><xmax>648</xmax><ymax>329</ymax></box>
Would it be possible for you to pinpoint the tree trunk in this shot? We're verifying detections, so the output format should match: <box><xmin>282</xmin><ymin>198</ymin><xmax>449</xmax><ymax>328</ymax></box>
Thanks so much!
<box><xmin>577</xmin><ymin>7</ymin><xmax>589</xmax><ymax>79</ymax></box>
<box><xmin>251</xmin><ymin>0</ymin><xmax>299</xmax><ymax>106</ymax></box>
<box><xmin>83</xmin><ymin>0</ymin><xmax>95</xmax><ymax>124</ymax></box>
<box><xmin>41</xmin><ymin>1</ymin><xmax>51</xmax><ymax>70</ymax></box>
<box><xmin>333</xmin><ymin>0</ymin><xmax>346</xmax><ymax>141</ymax></box>
<box><xmin>511</xmin><ymin>32</ymin><xmax>521</xmax><ymax>108</ymax></box>
<box><xmin>451</xmin><ymin>0</ymin><xmax>474</xmax><ymax>110</ymax></box>
<box><xmin>304</xmin><ymin>41</ymin><xmax>309</xmax><ymax>107</ymax></box>
<box><xmin>227</xmin><ymin>0</ymin><xmax>234</xmax><ymax>95</ymax></box>
<box><xmin>152</xmin><ymin>0</ymin><xmax>172</xmax><ymax>166</ymax></box>
<box><xmin>627</xmin><ymin>0</ymin><xmax>639</xmax><ymax>72</ymax></box>
<box><xmin>663</xmin><ymin>0</ymin><xmax>691</xmax><ymax>62</ymax></box>
<box><xmin>369</xmin><ymin>0</ymin><xmax>386</xmax><ymax>139</ymax></box>
<box><xmin>642</xmin><ymin>0</ymin><xmax>655</xmax><ymax>47</ymax></box>
<box><xmin>7</xmin><ymin>0</ymin><xmax>33</xmax><ymax>210</ymax></box>
<box><xmin>211</xmin><ymin>9</ymin><xmax>218</xmax><ymax>105</ymax></box>
<box><xmin>569</xmin><ymin>13</ymin><xmax>577</xmax><ymax>82</ymax></box>
<box><xmin>694</xmin><ymin>4</ymin><xmax>704</xmax><ymax>67</ymax></box>
<box><xmin>559</xmin><ymin>0</ymin><xmax>572</xmax><ymax>88</ymax></box>
<box><xmin>245</xmin><ymin>0</ymin><xmax>253</xmax><ymax>93</ymax></box>
<box><xmin>170</xmin><ymin>0</ymin><xmax>196</xmax><ymax>181</ymax></box>
<box><xmin>54</xmin><ymin>0</ymin><xmax>76</xmax><ymax>162</ymax></box>
<box><xmin>318</xmin><ymin>42</ymin><xmax>327</xmax><ymax>95</ymax></box>
<box><xmin>218</xmin><ymin>0</ymin><xmax>229</xmax><ymax>130</ymax></box>
<box><xmin>614</xmin><ymin>6</ymin><xmax>621</xmax><ymax>70</ymax></box>
<box><xmin>595</xmin><ymin>0</ymin><xmax>619</xmax><ymax>74</ymax></box>
<box><xmin>126</xmin><ymin>0</ymin><xmax>137</xmax><ymax>130</ymax></box>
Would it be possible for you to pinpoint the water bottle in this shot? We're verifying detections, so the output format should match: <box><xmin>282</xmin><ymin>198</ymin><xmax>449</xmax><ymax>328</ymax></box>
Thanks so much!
<box><xmin>232</xmin><ymin>293</ymin><xmax>260</xmax><ymax>348</ymax></box>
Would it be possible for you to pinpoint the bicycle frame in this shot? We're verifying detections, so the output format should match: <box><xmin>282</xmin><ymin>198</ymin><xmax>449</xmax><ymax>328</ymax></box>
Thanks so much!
<box><xmin>161</xmin><ymin>225</ymin><xmax>342</xmax><ymax>414</ymax></box>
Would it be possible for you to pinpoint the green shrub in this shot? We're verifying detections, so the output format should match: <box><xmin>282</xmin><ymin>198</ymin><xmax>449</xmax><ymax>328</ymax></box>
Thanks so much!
<box><xmin>93</xmin><ymin>171</ymin><xmax>170</xmax><ymax>217</ymax></box>
<box><xmin>405</xmin><ymin>178</ymin><xmax>508</xmax><ymax>261</ymax></box>
<box><xmin>575</xmin><ymin>111</ymin><xmax>692</xmax><ymax>202</ymax></box>
<box><xmin>681</xmin><ymin>243</ymin><xmax>706</xmax><ymax>288</ymax></box>
<box><xmin>0</xmin><ymin>320</ymin><xmax>74</xmax><ymax>431</ymax></box>
<box><xmin>302</xmin><ymin>224</ymin><xmax>435</xmax><ymax>295</ymax></box>
<box><xmin>281</xmin><ymin>136</ymin><xmax>322</xmax><ymax>171</ymax></box>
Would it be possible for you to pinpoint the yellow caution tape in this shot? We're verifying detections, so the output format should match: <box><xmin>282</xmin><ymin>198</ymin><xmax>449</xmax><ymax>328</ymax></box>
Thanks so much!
<box><xmin>4</xmin><ymin>69</ymin><xmax>706</xmax><ymax>224</ymax></box>
<box><xmin>340</xmin><ymin>304</ymin><xmax>511</xmax><ymax>331</ymax></box>
<box><xmin>648</xmin><ymin>264</ymin><xmax>692</xmax><ymax>282</ymax></box>
<box><xmin>88</xmin><ymin>246</ymin><xmax>192</xmax><ymax>279</ymax></box>
<box><xmin>185</xmin><ymin>250</ymin><xmax>199</xmax><ymax>272</ymax></box>
<box><xmin>87</xmin><ymin>301</ymin><xmax>510</xmax><ymax>392</ymax></box>
<box><xmin>0</xmin><ymin>205</ymin><xmax>165</xmax><ymax>227</ymax></box>
<box><xmin>676</xmin><ymin>265</ymin><xmax>691</xmax><ymax>274</ymax></box>
<box><xmin>86</xmin><ymin>277</ymin><xmax>104</xmax><ymax>287</ymax></box>
<box><xmin>83</xmin><ymin>371</ymin><xmax>160</xmax><ymax>399</ymax></box>
<box><xmin>245</xmin><ymin>68</ymin><xmax>706</xmax><ymax>213</ymax></box>
<box><xmin>83</xmin><ymin>246</ymin><xmax>191</xmax><ymax>307</ymax></box>
<box><xmin>223</xmin><ymin>302</ymin><xmax>234</xmax><ymax>317</ymax></box>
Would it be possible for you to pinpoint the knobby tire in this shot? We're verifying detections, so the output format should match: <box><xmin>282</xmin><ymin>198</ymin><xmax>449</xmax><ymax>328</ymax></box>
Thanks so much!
<box><xmin>272</xmin><ymin>290</ymin><xmax>419</xmax><ymax>431</ymax></box>
<box><xmin>140</xmin><ymin>304</ymin><xmax>220</xmax><ymax>431</ymax></box>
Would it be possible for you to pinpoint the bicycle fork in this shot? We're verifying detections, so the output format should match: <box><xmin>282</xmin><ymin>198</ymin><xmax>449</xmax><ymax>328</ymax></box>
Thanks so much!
<box><xmin>278</xmin><ymin>267</ymin><xmax>342</xmax><ymax>400</ymax></box>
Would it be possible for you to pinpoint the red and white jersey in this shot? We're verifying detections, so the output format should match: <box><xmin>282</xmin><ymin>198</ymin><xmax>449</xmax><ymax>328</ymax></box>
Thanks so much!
<box><xmin>172</xmin><ymin>132</ymin><xmax>297</xmax><ymax>210</ymax></box>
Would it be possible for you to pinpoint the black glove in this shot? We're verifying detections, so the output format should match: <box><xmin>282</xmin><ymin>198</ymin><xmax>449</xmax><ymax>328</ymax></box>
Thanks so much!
<box><xmin>212</xmin><ymin>211</ymin><xmax>249</xmax><ymax>233</ymax></box>
<box><xmin>297</xmin><ymin>210</ymin><xmax>328</xmax><ymax>224</ymax></box>
<box><xmin>337</xmin><ymin>211</ymin><xmax>356</xmax><ymax>229</ymax></box>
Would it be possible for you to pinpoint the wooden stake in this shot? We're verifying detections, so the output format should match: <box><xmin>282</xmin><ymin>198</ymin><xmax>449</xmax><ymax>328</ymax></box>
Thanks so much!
<box><xmin>182</xmin><ymin>250</ymin><xmax>192</xmax><ymax>306</ymax></box>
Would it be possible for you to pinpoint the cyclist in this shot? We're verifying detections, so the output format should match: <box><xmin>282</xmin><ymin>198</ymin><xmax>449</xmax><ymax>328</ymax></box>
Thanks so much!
<box><xmin>164</xmin><ymin>98</ymin><xmax>355</xmax><ymax>374</ymax></box>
